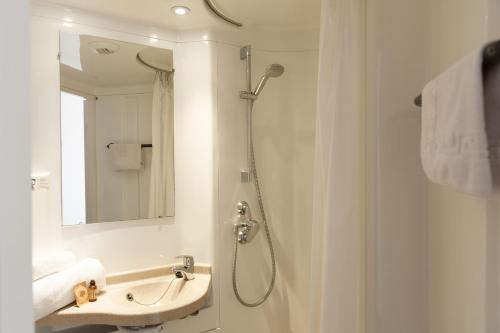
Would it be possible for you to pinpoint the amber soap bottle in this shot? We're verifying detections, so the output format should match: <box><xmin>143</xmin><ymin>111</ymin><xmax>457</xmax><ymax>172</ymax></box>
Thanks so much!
<box><xmin>88</xmin><ymin>280</ymin><xmax>98</xmax><ymax>302</ymax></box>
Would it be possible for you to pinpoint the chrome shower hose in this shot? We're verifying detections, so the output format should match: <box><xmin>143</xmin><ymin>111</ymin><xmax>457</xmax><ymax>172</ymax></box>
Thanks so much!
<box><xmin>232</xmin><ymin>102</ymin><xmax>277</xmax><ymax>307</ymax></box>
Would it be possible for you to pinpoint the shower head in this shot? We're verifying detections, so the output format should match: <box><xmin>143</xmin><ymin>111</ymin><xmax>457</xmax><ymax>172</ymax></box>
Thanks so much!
<box><xmin>253</xmin><ymin>64</ymin><xmax>285</xmax><ymax>97</ymax></box>
<box><xmin>265</xmin><ymin>64</ymin><xmax>285</xmax><ymax>77</ymax></box>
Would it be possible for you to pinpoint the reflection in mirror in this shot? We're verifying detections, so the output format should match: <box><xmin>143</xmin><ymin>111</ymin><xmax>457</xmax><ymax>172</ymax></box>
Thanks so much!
<box><xmin>59</xmin><ymin>32</ymin><xmax>175</xmax><ymax>225</ymax></box>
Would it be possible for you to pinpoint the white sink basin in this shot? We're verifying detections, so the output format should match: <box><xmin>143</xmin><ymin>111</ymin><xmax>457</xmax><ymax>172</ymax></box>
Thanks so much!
<box><xmin>37</xmin><ymin>265</ymin><xmax>211</xmax><ymax>328</ymax></box>
<box><xmin>122</xmin><ymin>279</ymin><xmax>182</xmax><ymax>305</ymax></box>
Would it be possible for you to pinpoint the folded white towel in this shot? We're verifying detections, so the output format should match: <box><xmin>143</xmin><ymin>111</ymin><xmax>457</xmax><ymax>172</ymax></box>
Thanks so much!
<box><xmin>33</xmin><ymin>258</ymin><xmax>106</xmax><ymax>321</ymax></box>
<box><xmin>109</xmin><ymin>143</ymin><xmax>143</xmax><ymax>171</ymax></box>
<box><xmin>32</xmin><ymin>251</ymin><xmax>77</xmax><ymax>281</ymax></box>
<box><xmin>421</xmin><ymin>48</ymin><xmax>492</xmax><ymax>195</ymax></box>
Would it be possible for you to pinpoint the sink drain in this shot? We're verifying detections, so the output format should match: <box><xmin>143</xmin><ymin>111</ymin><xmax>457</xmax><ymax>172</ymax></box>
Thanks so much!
<box><xmin>126</xmin><ymin>293</ymin><xmax>134</xmax><ymax>302</ymax></box>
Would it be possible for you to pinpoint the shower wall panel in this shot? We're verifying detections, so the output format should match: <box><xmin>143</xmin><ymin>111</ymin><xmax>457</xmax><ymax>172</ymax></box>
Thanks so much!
<box><xmin>215</xmin><ymin>42</ymin><xmax>318</xmax><ymax>333</ymax></box>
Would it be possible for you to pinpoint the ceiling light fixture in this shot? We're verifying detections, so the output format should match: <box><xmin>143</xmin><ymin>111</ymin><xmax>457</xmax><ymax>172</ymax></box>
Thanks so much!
<box><xmin>171</xmin><ymin>6</ymin><xmax>190</xmax><ymax>16</ymax></box>
<box><xmin>149</xmin><ymin>35</ymin><xmax>159</xmax><ymax>43</ymax></box>
<box><xmin>62</xmin><ymin>18</ymin><xmax>73</xmax><ymax>27</ymax></box>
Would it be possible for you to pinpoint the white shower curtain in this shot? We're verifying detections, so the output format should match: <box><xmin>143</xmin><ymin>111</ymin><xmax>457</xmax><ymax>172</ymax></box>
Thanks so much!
<box><xmin>148</xmin><ymin>71</ymin><xmax>175</xmax><ymax>218</ymax></box>
<box><xmin>310</xmin><ymin>0</ymin><xmax>366</xmax><ymax>332</ymax></box>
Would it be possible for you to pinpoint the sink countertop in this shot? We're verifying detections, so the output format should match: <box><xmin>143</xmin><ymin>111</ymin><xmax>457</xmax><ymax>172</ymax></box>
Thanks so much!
<box><xmin>36</xmin><ymin>264</ymin><xmax>212</xmax><ymax>328</ymax></box>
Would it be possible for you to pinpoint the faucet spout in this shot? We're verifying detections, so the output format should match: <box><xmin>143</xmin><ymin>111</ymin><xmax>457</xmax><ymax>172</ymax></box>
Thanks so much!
<box><xmin>172</xmin><ymin>268</ymin><xmax>195</xmax><ymax>281</ymax></box>
<box><xmin>172</xmin><ymin>255</ymin><xmax>195</xmax><ymax>280</ymax></box>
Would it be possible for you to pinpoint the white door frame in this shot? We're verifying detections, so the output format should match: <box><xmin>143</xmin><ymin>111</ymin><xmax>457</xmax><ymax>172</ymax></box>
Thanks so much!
<box><xmin>0</xmin><ymin>1</ymin><xmax>33</xmax><ymax>332</ymax></box>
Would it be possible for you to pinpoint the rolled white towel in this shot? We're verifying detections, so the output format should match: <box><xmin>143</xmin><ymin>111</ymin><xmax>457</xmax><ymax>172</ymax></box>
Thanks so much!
<box><xmin>33</xmin><ymin>258</ymin><xmax>106</xmax><ymax>321</ymax></box>
<box><xmin>33</xmin><ymin>251</ymin><xmax>77</xmax><ymax>281</ymax></box>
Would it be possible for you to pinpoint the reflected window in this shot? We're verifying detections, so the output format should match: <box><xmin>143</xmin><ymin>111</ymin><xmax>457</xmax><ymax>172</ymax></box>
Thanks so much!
<box><xmin>61</xmin><ymin>91</ymin><xmax>87</xmax><ymax>225</ymax></box>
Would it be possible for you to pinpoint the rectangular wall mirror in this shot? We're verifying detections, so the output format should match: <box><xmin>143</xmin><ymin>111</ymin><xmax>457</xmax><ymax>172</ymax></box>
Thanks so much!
<box><xmin>59</xmin><ymin>32</ymin><xmax>175</xmax><ymax>225</ymax></box>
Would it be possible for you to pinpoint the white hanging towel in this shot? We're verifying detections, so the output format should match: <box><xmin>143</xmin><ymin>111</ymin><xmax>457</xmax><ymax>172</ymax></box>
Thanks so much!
<box><xmin>109</xmin><ymin>143</ymin><xmax>143</xmax><ymax>171</ymax></box>
<box><xmin>421</xmin><ymin>48</ymin><xmax>492</xmax><ymax>195</ymax></box>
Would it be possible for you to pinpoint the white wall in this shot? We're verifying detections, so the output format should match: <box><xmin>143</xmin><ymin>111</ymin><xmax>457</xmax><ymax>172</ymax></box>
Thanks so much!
<box><xmin>425</xmin><ymin>1</ymin><xmax>492</xmax><ymax>333</ymax></box>
<box><xmin>216</xmin><ymin>43</ymin><xmax>317</xmax><ymax>333</ymax></box>
<box><xmin>365</xmin><ymin>1</ymin><xmax>500</xmax><ymax>332</ymax></box>
<box><xmin>31</xmin><ymin>15</ymin><xmax>218</xmax><ymax>333</ymax></box>
<box><xmin>0</xmin><ymin>1</ymin><xmax>33</xmax><ymax>333</ymax></box>
<box><xmin>366</xmin><ymin>0</ymin><xmax>430</xmax><ymax>332</ymax></box>
<box><xmin>94</xmin><ymin>92</ymin><xmax>153</xmax><ymax>222</ymax></box>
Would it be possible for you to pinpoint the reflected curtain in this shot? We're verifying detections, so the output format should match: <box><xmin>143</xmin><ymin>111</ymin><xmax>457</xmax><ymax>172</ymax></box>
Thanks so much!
<box><xmin>309</xmin><ymin>0</ymin><xmax>366</xmax><ymax>332</ymax></box>
<box><xmin>148</xmin><ymin>71</ymin><xmax>174</xmax><ymax>218</ymax></box>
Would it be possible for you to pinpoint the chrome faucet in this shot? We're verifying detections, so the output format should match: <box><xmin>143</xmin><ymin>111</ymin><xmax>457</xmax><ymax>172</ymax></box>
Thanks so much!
<box><xmin>172</xmin><ymin>255</ymin><xmax>195</xmax><ymax>280</ymax></box>
<box><xmin>233</xmin><ymin>201</ymin><xmax>260</xmax><ymax>244</ymax></box>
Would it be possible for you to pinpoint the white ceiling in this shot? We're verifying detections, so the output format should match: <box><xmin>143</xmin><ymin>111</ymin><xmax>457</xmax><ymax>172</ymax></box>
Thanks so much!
<box><xmin>61</xmin><ymin>34</ymin><xmax>173</xmax><ymax>89</ymax></box>
<box><xmin>216</xmin><ymin>0</ymin><xmax>320</xmax><ymax>30</ymax></box>
<box><xmin>44</xmin><ymin>0</ymin><xmax>321</xmax><ymax>30</ymax></box>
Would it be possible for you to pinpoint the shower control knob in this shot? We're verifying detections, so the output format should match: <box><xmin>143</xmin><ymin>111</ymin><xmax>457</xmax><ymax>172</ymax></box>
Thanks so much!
<box><xmin>236</xmin><ymin>201</ymin><xmax>250</xmax><ymax>217</ymax></box>
<box><xmin>233</xmin><ymin>201</ymin><xmax>260</xmax><ymax>244</ymax></box>
<box><xmin>238</xmin><ymin>231</ymin><xmax>248</xmax><ymax>243</ymax></box>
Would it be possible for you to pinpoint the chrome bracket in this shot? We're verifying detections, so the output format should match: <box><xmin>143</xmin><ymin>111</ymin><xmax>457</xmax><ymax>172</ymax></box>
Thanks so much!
<box><xmin>240</xmin><ymin>45</ymin><xmax>250</xmax><ymax>60</ymax></box>
<box><xmin>240</xmin><ymin>91</ymin><xmax>257</xmax><ymax>100</ymax></box>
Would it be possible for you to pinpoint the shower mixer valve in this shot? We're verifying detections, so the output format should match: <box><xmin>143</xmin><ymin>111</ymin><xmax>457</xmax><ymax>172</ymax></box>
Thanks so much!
<box><xmin>233</xmin><ymin>201</ymin><xmax>260</xmax><ymax>244</ymax></box>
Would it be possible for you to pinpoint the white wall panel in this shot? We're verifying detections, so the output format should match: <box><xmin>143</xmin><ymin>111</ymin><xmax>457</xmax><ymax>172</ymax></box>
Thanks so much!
<box><xmin>366</xmin><ymin>0</ymin><xmax>429</xmax><ymax>332</ymax></box>
<box><xmin>425</xmin><ymin>1</ymin><xmax>489</xmax><ymax>332</ymax></box>
<box><xmin>216</xmin><ymin>43</ymin><xmax>317</xmax><ymax>333</ymax></box>
<box><xmin>0</xmin><ymin>1</ymin><xmax>33</xmax><ymax>333</ymax></box>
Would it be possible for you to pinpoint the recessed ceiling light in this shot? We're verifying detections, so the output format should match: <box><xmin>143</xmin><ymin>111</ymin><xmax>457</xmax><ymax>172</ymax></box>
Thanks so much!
<box><xmin>149</xmin><ymin>35</ymin><xmax>159</xmax><ymax>43</ymax></box>
<box><xmin>62</xmin><ymin>17</ymin><xmax>73</xmax><ymax>27</ymax></box>
<box><xmin>171</xmin><ymin>6</ymin><xmax>190</xmax><ymax>16</ymax></box>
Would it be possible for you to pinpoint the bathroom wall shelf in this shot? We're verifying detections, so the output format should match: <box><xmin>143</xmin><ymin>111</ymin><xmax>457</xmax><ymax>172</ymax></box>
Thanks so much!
<box><xmin>414</xmin><ymin>39</ymin><xmax>500</xmax><ymax>107</ymax></box>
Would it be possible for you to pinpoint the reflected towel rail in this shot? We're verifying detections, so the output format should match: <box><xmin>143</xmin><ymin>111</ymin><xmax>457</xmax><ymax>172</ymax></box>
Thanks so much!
<box><xmin>414</xmin><ymin>39</ymin><xmax>500</xmax><ymax>107</ymax></box>
<box><xmin>106</xmin><ymin>142</ymin><xmax>152</xmax><ymax>149</ymax></box>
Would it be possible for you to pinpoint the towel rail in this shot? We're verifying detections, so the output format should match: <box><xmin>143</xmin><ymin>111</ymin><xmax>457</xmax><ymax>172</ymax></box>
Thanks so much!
<box><xmin>414</xmin><ymin>39</ymin><xmax>500</xmax><ymax>107</ymax></box>
<box><xmin>106</xmin><ymin>142</ymin><xmax>152</xmax><ymax>149</ymax></box>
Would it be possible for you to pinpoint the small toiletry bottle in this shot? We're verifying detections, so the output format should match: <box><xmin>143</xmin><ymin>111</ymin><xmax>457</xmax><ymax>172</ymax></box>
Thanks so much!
<box><xmin>88</xmin><ymin>280</ymin><xmax>98</xmax><ymax>302</ymax></box>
